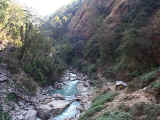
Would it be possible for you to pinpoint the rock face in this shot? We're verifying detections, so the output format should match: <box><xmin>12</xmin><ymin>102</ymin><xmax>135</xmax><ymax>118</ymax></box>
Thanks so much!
<box><xmin>67</xmin><ymin>0</ymin><xmax>160</xmax><ymax>67</ymax></box>
<box><xmin>0</xmin><ymin>65</ymin><xmax>8</xmax><ymax>82</ymax></box>
<box><xmin>0</xmin><ymin>73</ymin><xmax>7</xmax><ymax>82</ymax></box>
<box><xmin>76</xmin><ymin>81</ymin><xmax>92</xmax><ymax>110</ymax></box>
<box><xmin>24</xmin><ymin>110</ymin><xmax>37</xmax><ymax>120</ymax></box>
<box><xmin>52</xmin><ymin>94</ymin><xmax>65</xmax><ymax>100</ymax></box>
<box><xmin>68</xmin><ymin>0</ymin><xmax>98</xmax><ymax>39</ymax></box>
<box><xmin>1</xmin><ymin>68</ymin><xmax>92</xmax><ymax>120</ymax></box>
<box><xmin>67</xmin><ymin>0</ymin><xmax>131</xmax><ymax>40</ymax></box>
<box><xmin>38</xmin><ymin>100</ymin><xmax>71</xmax><ymax>119</ymax></box>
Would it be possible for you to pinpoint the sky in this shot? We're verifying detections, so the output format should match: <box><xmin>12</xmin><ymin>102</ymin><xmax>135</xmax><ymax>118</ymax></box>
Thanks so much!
<box><xmin>14</xmin><ymin>0</ymin><xmax>73</xmax><ymax>16</ymax></box>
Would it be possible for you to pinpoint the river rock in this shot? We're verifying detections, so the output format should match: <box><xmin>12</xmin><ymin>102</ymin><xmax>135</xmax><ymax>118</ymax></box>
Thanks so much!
<box><xmin>52</xmin><ymin>94</ymin><xmax>65</xmax><ymax>100</ymax></box>
<box><xmin>24</xmin><ymin>110</ymin><xmax>37</xmax><ymax>120</ymax></box>
<box><xmin>0</xmin><ymin>73</ymin><xmax>7</xmax><ymax>82</ymax></box>
<box><xmin>83</xmin><ymin>81</ymin><xmax>90</xmax><ymax>87</ymax></box>
<box><xmin>17</xmin><ymin>114</ymin><xmax>23</xmax><ymax>120</ymax></box>
<box><xmin>38</xmin><ymin>100</ymin><xmax>71</xmax><ymax>119</ymax></box>
<box><xmin>77</xmin><ymin>82</ymin><xmax>89</xmax><ymax>93</ymax></box>
<box><xmin>70</xmin><ymin>73</ymin><xmax>77</xmax><ymax>80</ymax></box>
<box><xmin>55</xmin><ymin>82</ymin><xmax>63</xmax><ymax>89</ymax></box>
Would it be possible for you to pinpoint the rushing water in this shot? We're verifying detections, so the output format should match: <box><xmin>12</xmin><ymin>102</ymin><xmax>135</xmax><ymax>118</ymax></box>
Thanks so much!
<box><xmin>51</xmin><ymin>80</ymin><xmax>79</xmax><ymax>97</ymax></box>
<box><xmin>50</xmin><ymin>73</ymin><xmax>81</xmax><ymax>120</ymax></box>
<box><xmin>53</xmin><ymin>101</ymin><xmax>80</xmax><ymax>120</ymax></box>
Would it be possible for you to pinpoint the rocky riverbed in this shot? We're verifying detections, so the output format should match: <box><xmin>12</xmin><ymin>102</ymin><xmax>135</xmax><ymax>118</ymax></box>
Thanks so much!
<box><xmin>0</xmin><ymin>68</ymin><xmax>93</xmax><ymax>120</ymax></box>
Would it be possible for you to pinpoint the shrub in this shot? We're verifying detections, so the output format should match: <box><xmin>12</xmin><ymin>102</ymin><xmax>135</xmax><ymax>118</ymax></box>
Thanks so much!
<box><xmin>13</xmin><ymin>23</ymin><xmax>67</xmax><ymax>86</ymax></box>
<box><xmin>97</xmin><ymin>110</ymin><xmax>133</xmax><ymax>120</ymax></box>
<box><xmin>92</xmin><ymin>92</ymin><xmax>118</xmax><ymax>107</ymax></box>
<box><xmin>151</xmin><ymin>81</ymin><xmax>160</xmax><ymax>89</ymax></box>
<box><xmin>87</xmin><ymin>64</ymin><xmax>97</xmax><ymax>73</ymax></box>
<box><xmin>6</xmin><ymin>93</ymin><xmax>17</xmax><ymax>102</ymax></box>
<box><xmin>139</xmin><ymin>69</ymin><xmax>158</xmax><ymax>87</ymax></box>
<box><xmin>128</xmin><ymin>69</ymin><xmax>158</xmax><ymax>91</ymax></box>
<box><xmin>12</xmin><ymin>72</ymin><xmax>38</xmax><ymax>95</ymax></box>
<box><xmin>129</xmin><ymin>102</ymin><xmax>160</xmax><ymax>120</ymax></box>
<box><xmin>112</xmin><ymin>0</ymin><xmax>160</xmax><ymax>74</ymax></box>
<box><xmin>79</xmin><ymin>92</ymin><xmax>118</xmax><ymax>120</ymax></box>
<box><xmin>21</xmin><ymin>77</ymin><xmax>38</xmax><ymax>95</ymax></box>
<box><xmin>0</xmin><ymin>105</ymin><xmax>11</xmax><ymax>120</ymax></box>
<box><xmin>122</xmin><ymin>0</ymin><xmax>160</xmax><ymax>28</ymax></box>
<box><xmin>79</xmin><ymin>105</ymin><xmax>104</xmax><ymax>120</ymax></box>
<box><xmin>5</xmin><ymin>51</ymin><xmax>20</xmax><ymax>74</ymax></box>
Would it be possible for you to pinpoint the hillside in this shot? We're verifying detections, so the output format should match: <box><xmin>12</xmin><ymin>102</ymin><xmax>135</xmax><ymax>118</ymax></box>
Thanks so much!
<box><xmin>1</xmin><ymin>0</ymin><xmax>160</xmax><ymax>119</ymax></box>
<box><xmin>43</xmin><ymin>0</ymin><xmax>160</xmax><ymax>119</ymax></box>
<box><xmin>62</xmin><ymin>0</ymin><xmax>160</xmax><ymax>81</ymax></box>
<box><xmin>39</xmin><ymin>0</ymin><xmax>160</xmax><ymax>119</ymax></box>
<box><xmin>65</xmin><ymin>0</ymin><xmax>160</xmax><ymax>119</ymax></box>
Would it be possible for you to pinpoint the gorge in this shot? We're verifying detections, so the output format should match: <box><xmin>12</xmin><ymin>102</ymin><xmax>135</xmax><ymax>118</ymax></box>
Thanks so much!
<box><xmin>1</xmin><ymin>0</ymin><xmax>160</xmax><ymax>120</ymax></box>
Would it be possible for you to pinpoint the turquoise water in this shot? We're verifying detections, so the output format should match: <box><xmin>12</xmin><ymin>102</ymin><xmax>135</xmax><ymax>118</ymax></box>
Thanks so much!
<box><xmin>36</xmin><ymin>72</ymin><xmax>83</xmax><ymax>120</ymax></box>
<box><xmin>51</xmin><ymin>80</ymin><xmax>79</xmax><ymax>97</ymax></box>
<box><xmin>50</xmin><ymin>74</ymin><xmax>81</xmax><ymax>120</ymax></box>
<box><xmin>52</xmin><ymin>101</ymin><xmax>80</xmax><ymax>120</ymax></box>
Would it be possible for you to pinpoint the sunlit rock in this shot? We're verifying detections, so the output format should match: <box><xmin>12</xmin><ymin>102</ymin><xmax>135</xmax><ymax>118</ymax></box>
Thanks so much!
<box><xmin>24</xmin><ymin>110</ymin><xmax>37</xmax><ymax>120</ymax></box>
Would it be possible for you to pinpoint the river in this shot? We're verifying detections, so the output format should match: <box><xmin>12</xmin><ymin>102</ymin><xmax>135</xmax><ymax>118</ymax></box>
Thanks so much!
<box><xmin>38</xmin><ymin>70</ymin><xmax>92</xmax><ymax>120</ymax></box>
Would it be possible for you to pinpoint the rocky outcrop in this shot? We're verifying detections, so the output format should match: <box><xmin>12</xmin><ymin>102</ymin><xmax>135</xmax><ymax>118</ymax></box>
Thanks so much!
<box><xmin>67</xmin><ymin>0</ymin><xmax>160</xmax><ymax>69</ymax></box>
<box><xmin>37</xmin><ymin>100</ymin><xmax>71</xmax><ymax>119</ymax></box>
<box><xmin>24</xmin><ymin>110</ymin><xmax>37</xmax><ymax>120</ymax></box>
<box><xmin>67</xmin><ymin>0</ymin><xmax>135</xmax><ymax>40</ymax></box>
<box><xmin>0</xmin><ymin>69</ymin><xmax>92</xmax><ymax>120</ymax></box>
<box><xmin>0</xmin><ymin>64</ymin><xmax>8</xmax><ymax>82</ymax></box>
<box><xmin>67</xmin><ymin>0</ymin><xmax>98</xmax><ymax>39</ymax></box>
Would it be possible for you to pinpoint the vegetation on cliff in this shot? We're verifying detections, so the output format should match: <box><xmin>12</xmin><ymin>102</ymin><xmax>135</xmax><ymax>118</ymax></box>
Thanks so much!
<box><xmin>1</xmin><ymin>0</ymin><xmax>160</xmax><ymax>119</ymax></box>
<box><xmin>43</xmin><ymin>0</ymin><xmax>160</xmax><ymax>88</ymax></box>
<box><xmin>0</xmin><ymin>0</ymin><xmax>66</xmax><ymax>92</ymax></box>
<box><xmin>41</xmin><ymin>0</ymin><xmax>160</xmax><ymax>119</ymax></box>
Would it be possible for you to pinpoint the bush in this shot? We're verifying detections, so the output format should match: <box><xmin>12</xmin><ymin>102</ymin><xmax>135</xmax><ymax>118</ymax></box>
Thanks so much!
<box><xmin>92</xmin><ymin>92</ymin><xmax>118</xmax><ymax>108</ymax></box>
<box><xmin>129</xmin><ymin>102</ymin><xmax>160</xmax><ymax>120</ymax></box>
<box><xmin>79</xmin><ymin>92</ymin><xmax>118</xmax><ymax>120</ymax></box>
<box><xmin>79</xmin><ymin>105</ymin><xmax>104</xmax><ymax>120</ymax></box>
<box><xmin>122</xmin><ymin>0</ymin><xmax>160</xmax><ymax>28</ymax></box>
<box><xmin>12</xmin><ymin>72</ymin><xmax>38</xmax><ymax>95</ymax></box>
<box><xmin>80</xmin><ymin>63</ymin><xmax>97</xmax><ymax>75</ymax></box>
<box><xmin>0</xmin><ymin>105</ymin><xmax>11</xmax><ymax>120</ymax></box>
<box><xmin>128</xmin><ymin>69</ymin><xmax>158</xmax><ymax>91</ymax></box>
<box><xmin>0</xmin><ymin>112</ymin><xmax>10</xmax><ymax>120</ymax></box>
<box><xmin>151</xmin><ymin>81</ymin><xmax>160</xmax><ymax>89</ymax></box>
<box><xmin>5</xmin><ymin>50</ymin><xmax>20</xmax><ymax>74</ymax></box>
<box><xmin>87</xmin><ymin>64</ymin><xmax>97</xmax><ymax>74</ymax></box>
<box><xmin>97</xmin><ymin>111</ymin><xmax>132</xmax><ymax>120</ymax></box>
<box><xmin>13</xmin><ymin>23</ymin><xmax>67</xmax><ymax>86</ymax></box>
<box><xmin>6</xmin><ymin>93</ymin><xmax>17</xmax><ymax>102</ymax></box>
<box><xmin>113</xmin><ymin>0</ymin><xmax>160</xmax><ymax>74</ymax></box>
<box><xmin>139</xmin><ymin>69</ymin><xmax>158</xmax><ymax>87</ymax></box>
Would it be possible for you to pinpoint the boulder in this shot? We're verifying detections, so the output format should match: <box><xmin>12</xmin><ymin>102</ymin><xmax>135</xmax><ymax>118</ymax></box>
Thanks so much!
<box><xmin>52</xmin><ymin>94</ymin><xmax>65</xmax><ymax>100</ymax></box>
<box><xmin>24</xmin><ymin>110</ymin><xmax>37</xmax><ymax>120</ymax></box>
<box><xmin>55</xmin><ymin>82</ymin><xmax>63</xmax><ymax>89</ymax></box>
<box><xmin>38</xmin><ymin>100</ymin><xmax>71</xmax><ymax>119</ymax></box>
<box><xmin>77</xmin><ymin>82</ymin><xmax>89</xmax><ymax>93</ymax></box>
<box><xmin>0</xmin><ymin>73</ymin><xmax>7</xmax><ymax>82</ymax></box>
<box><xmin>83</xmin><ymin>81</ymin><xmax>90</xmax><ymax>87</ymax></box>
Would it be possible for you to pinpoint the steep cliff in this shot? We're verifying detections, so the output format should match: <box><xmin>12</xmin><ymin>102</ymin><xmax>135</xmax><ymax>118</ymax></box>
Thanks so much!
<box><xmin>66</xmin><ymin>1</ymin><xmax>160</xmax><ymax>119</ymax></box>
<box><xmin>39</xmin><ymin>1</ymin><xmax>160</xmax><ymax>120</ymax></box>
<box><xmin>42</xmin><ymin>0</ymin><xmax>160</xmax><ymax>86</ymax></box>
<box><xmin>68</xmin><ymin>0</ymin><xmax>136</xmax><ymax>40</ymax></box>
<box><xmin>67</xmin><ymin>0</ymin><xmax>160</xmax><ymax>70</ymax></box>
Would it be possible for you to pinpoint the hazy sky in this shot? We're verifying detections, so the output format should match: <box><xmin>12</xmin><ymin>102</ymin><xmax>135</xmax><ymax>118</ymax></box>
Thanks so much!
<box><xmin>15</xmin><ymin>0</ymin><xmax>73</xmax><ymax>16</ymax></box>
